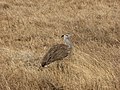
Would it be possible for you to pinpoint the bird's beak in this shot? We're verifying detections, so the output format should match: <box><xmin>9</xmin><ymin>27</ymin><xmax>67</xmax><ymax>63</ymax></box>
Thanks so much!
<box><xmin>61</xmin><ymin>35</ymin><xmax>64</xmax><ymax>38</ymax></box>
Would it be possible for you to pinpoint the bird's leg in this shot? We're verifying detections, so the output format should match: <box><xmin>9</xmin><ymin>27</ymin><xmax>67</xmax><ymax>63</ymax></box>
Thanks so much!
<box><xmin>56</xmin><ymin>61</ymin><xmax>60</xmax><ymax>69</ymax></box>
<box><xmin>56</xmin><ymin>61</ymin><xmax>65</xmax><ymax>73</ymax></box>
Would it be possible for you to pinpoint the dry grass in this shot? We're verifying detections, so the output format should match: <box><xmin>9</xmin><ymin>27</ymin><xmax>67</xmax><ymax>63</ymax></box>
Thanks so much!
<box><xmin>0</xmin><ymin>0</ymin><xmax>120</xmax><ymax>90</ymax></box>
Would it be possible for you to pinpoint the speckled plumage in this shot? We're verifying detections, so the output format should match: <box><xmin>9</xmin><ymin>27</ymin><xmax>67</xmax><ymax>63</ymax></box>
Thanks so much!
<box><xmin>41</xmin><ymin>44</ymin><xmax>71</xmax><ymax>67</ymax></box>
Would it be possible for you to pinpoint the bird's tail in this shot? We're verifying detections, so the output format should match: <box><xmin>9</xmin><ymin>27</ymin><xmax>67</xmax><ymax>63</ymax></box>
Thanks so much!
<box><xmin>41</xmin><ymin>62</ymin><xmax>46</xmax><ymax>67</ymax></box>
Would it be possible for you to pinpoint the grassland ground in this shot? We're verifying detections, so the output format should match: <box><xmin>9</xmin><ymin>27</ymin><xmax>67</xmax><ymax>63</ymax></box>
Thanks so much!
<box><xmin>0</xmin><ymin>0</ymin><xmax>120</xmax><ymax>90</ymax></box>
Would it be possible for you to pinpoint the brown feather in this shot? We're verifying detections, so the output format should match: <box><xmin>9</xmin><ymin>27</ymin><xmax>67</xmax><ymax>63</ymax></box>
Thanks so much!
<box><xmin>41</xmin><ymin>44</ymin><xmax>71</xmax><ymax>67</ymax></box>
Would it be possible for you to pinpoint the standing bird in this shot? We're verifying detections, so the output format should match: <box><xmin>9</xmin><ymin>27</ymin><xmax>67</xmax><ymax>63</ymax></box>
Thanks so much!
<box><xmin>41</xmin><ymin>34</ymin><xmax>73</xmax><ymax>67</ymax></box>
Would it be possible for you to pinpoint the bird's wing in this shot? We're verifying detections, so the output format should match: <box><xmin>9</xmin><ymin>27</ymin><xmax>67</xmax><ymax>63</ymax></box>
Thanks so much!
<box><xmin>51</xmin><ymin>45</ymin><xmax>69</xmax><ymax>60</ymax></box>
<box><xmin>42</xmin><ymin>44</ymin><xmax>69</xmax><ymax>64</ymax></box>
<box><xmin>42</xmin><ymin>44</ymin><xmax>60</xmax><ymax>62</ymax></box>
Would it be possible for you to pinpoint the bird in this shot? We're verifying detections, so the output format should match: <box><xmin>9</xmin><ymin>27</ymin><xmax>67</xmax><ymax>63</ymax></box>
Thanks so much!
<box><xmin>41</xmin><ymin>34</ymin><xmax>73</xmax><ymax>67</ymax></box>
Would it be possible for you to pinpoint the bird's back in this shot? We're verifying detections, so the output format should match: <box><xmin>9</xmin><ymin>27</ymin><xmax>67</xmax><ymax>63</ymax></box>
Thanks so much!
<box><xmin>41</xmin><ymin>44</ymin><xmax>71</xmax><ymax>67</ymax></box>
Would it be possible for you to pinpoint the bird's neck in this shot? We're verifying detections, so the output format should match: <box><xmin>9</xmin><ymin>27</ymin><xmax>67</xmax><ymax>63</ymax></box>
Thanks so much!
<box><xmin>64</xmin><ymin>38</ymin><xmax>72</xmax><ymax>48</ymax></box>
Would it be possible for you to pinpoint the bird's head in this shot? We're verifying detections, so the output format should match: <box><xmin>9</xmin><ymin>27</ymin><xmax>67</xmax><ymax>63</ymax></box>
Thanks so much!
<box><xmin>61</xmin><ymin>34</ymin><xmax>71</xmax><ymax>39</ymax></box>
<box><xmin>61</xmin><ymin>33</ymin><xmax>73</xmax><ymax>48</ymax></box>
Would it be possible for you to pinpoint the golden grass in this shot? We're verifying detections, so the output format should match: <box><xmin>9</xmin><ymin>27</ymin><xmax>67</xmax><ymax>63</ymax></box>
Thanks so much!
<box><xmin>0</xmin><ymin>0</ymin><xmax>120</xmax><ymax>90</ymax></box>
